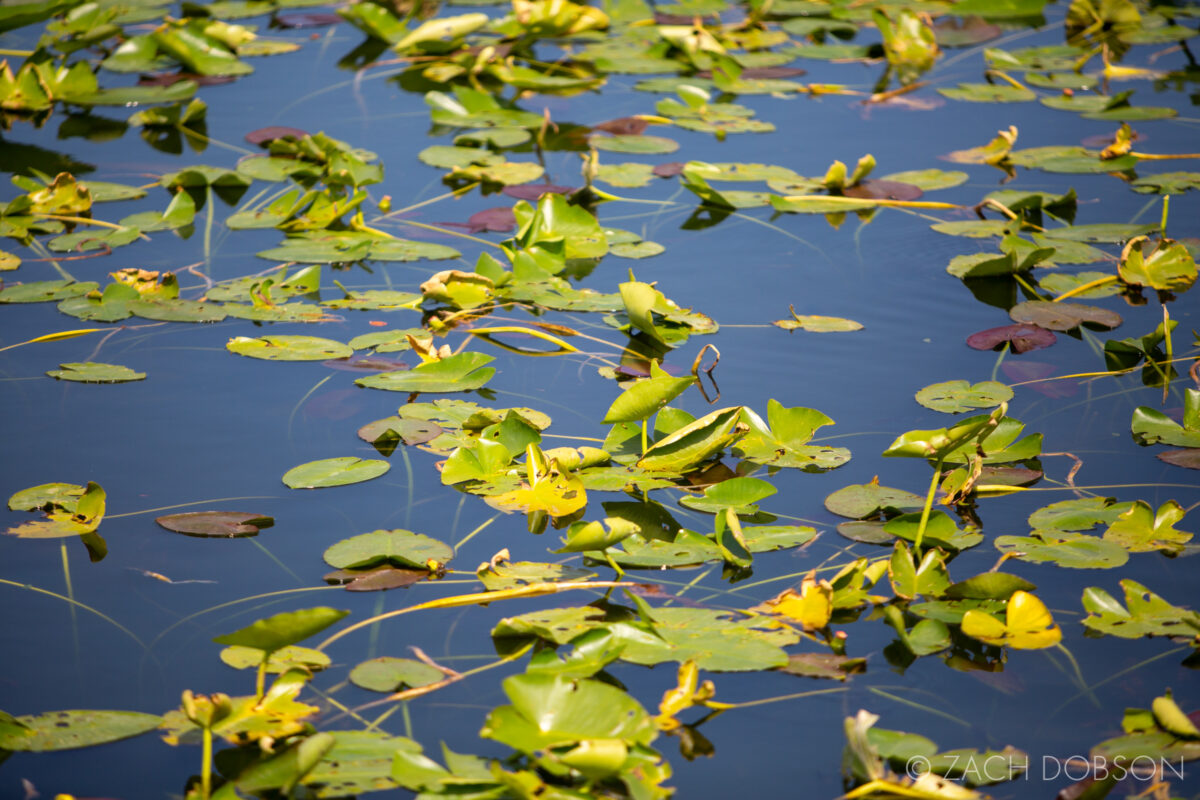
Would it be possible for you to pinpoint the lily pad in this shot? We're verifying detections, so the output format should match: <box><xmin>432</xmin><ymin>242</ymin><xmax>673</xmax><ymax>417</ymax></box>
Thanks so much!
<box><xmin>915</xmin><ymin>380</ymin><xmax>1013</xmax><ymax>413</ymax></box>
<box><xmin>994</xmin><ymin>531</ymin><xmax>1129</xmax><ymax>568</ymax></box>
<box><xmin>355</xmin><ymin>352</ymin><xmax>495</xmax><ymax>393</ymax></box>
<box><xmin>349</xmin><ymin>658</ymin><xmax>444</xmax><ymax>693</ymax></box>
<box><xmin>591</xmin><ymin>134</ymin><xmax>679</xmax><ymax>154</ymax></box>
<box><xmin>282</xmin><ymin>457</ymin><xmax>391</xmax><ymax>489</ymax></box>
<box><xmin>0</xmin><ymin>710</ymin><xmax>162</xmax><ymax>751</ymax></box>
<box><xmin>825</xmin><ymin>481</ymin><xmax>924</xmax><ymax>519</ymax></box>
<box><xmin>156</xmin><ymin>511</ymin><xmax>274</xmax><ymax>538</ymax></box>
<box><xmin>966</xmin><ymin>324</ymin><xmax>1057</xmax><ymax>353</ymax></box>
<box><xmin>46</xmin><ymin>362</ymin><xmax>145</xmax><ymax>383</ymax></box>
<box><xmin>323</xmin><ymin>529</ymin><xmax>453</xmax><ymax>570</ymax></box>
<box><xmin>1008</xmin><ymin>301</ymin><xmax>1122</xmax><ymax>331</ymax></box>
<box><xmin>227</xmin><ymin>335</ymin><xmax>352</xmax><ymax>361</ymax></box>
<box><xmin>213</xmin><ymin>607</ymin><xmax>349</xmax><ymax>652</ymax></box>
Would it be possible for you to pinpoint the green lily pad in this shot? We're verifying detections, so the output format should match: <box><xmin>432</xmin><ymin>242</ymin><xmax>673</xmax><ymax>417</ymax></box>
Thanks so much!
<box><xmin>282</xmin><ymin>457</ymin><xmax>390</xmax><ymax>489</ymax></box>
<box><xmin>7</xmin><ymin>483</ymin><xmax>85</xmax><ymax>512</ymax></box>
<box><xmin>0</xmin><ymin>710</ymin><xmax>162</xmax><ymax>751</ymax></box>
<box><xmin>591</xmin><ymin>134</ymin><xmax>679</xmax><ymax>154</ymax></box>
<box><xmin>825</xmin><ymin>482</ymin><xmax>924</xmax><ymax>519</ymax></box>
<box><xmin>994</xmin><ymin>531</ymin><xmax>1129</xmax><ymax>568</ymax></box>
<box><xmin>596</xmin><ymin>162</ymin><xmax>656</xmax><ymax>188</ymax></box>
<box><xmin>915</xmin><ymin>380</ymin><xmax>1013</xmax><ymax>413</ymax></box>
<box><xmin>938</xmin><ymin>83</ymin><xmax>1036</xmax><ymax>102</ymax></box>
<box><xmin>349</xmin><ymin>657</ymin><xmax>445</xmax><ymax>693</ymax></box>
<box><xmin>227</xmin><ymin>335</ymin><xmax>352</xmax><ymax>361</ymax></box>
<box><xmin>213</xmin><ymin>607</ymin><xmax>349</xmax><ymax>652</ymax></box>
<box><xmin>219</xmin><ymin>645</ymin><xmax>330</xmax><ymax>673</ymax></box>
<box><xmin>1082</xmin><ymin>579</ymin><xmax>1200</xmax><ymax>639</ymax></box>
<box><xmin>355</xmin><ymin>352</ymin><xmax>495</xmax><ymax>393</ymax></box>
<box><xmin>478</xmin><ymin>561</ymin><xmax>597</xmax><ymax>590</ymax></box>
<box><xmin>0</xmin><ymin>280</ymin><xmax>98</xmax><ymax>303</ymax></box>
<box><xmin>46</xmin><ymin>362</ymin><xmax>145</xmax><ymax>383</ymax></box>
<box><xmin>323</xmin><ymin>529</ymin><xmax>453</xmax><ymax>570</ymax></box>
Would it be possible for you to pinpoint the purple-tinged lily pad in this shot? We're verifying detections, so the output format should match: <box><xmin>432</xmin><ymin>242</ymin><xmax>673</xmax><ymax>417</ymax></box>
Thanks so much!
<box><xmin>967</xmin><ymin>324</ymin><xmax>1057</xmax><ymax>354</ymax></box>
<box><xmin>843</xmin><ymin>180</ymin><xmax>924</xmax><ymax>201</ymax></box>
<box><xmin>156</xmin><ymin>512</ymin><xmax>275</xmax><ymax>538</ymax></box>
<box><xmin>1009</xmin><ymin>301</ymin><xmax>1122</xmax><ymax>331</ymax></box>
<box><xmin>592</xmin><ymin>117</ymin><xmax>649</xmax><ymax>135</ymax></box>
<box><xmin>653</xmin><ymin>162</ymin><xmax>686</xmax><ymax>178</ymax></box>
<box><xmin>245</xmin><ymin>126</ymin><xmax>308</xmax><ymax>146</ymax></box>
<box><xmin>274</xmin><ymin>12</ymin><xmax>342</xmax><ymax>27</ymax></box>
<box><xmin>502</xmin><ymin>184</ymin><xmax>576</xmax><ymax>201</ymax></box>
<box><xmin>324</xmin><ymin>566</ymin><xmax>427</xmax><ymax>592</ymax></box>
<box><xmin>1158</xmin><ymin>449</ymin><xmax>1200</xmax><ymax>470</ymax></box>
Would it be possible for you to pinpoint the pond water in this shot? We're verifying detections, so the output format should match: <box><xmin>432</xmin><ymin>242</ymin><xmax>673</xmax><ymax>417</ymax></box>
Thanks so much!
<box><xmin>2</xmin><ymin>0</ymin><xmax>1200</xmax><ymax>797</ymax></box>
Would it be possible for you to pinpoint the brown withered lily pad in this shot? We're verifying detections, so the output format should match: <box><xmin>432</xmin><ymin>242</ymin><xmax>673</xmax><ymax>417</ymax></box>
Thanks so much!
<box><xmin>441</xmin><ymin>207</ymin><xmax>516</xmax><ymax>233</ymax></box>
<box><xmin>322</xmin><ymin>355</ymin><xmax>408</xmax><ymax>372</ymax></box>
<box><xmin>502</xmin><ymin>184</ymin><xmax>576</xmax><ymax>201</ymax></box>
<box><xmin>324</xmin><ymin>566</ymin><xmax>427</xmax><ymax>592</ymax></box>
<box><xmin>156</xmin><ymin>512</ymin><xmax>274</xmax><ymax>538</ymax></box>
<box><xmin>843</xmin><ymin>180</ymin><xmax>923</xmax><ymax>201</ymax></box>
<box><xmin>653</xmin><ymin>162</ymin><xmax>686</xmax><ymax>178</ymax></box>
<box><xmin>1009</xmin><ymin>301</ymin><xmax>1122</xmax><ymax>331</ymax></box>
<box><xmin>778</xmin><ymin>653</ymin><xmax>866</xmax><ymax>680</ymax></box>
<box><xmin>140</xmin><ymin>72</ymin><xmax>235</xmax><ymax>87</ymax></box>
<box><xmin>1158</xmin><ymin>449</ymin><xmax>1200</xmax><ymax>470</ymax></box>
<box><xmin>274</xmin><ymin>12</ymin><xmax>342</xmax><ymax>27</ymax></box>
<box><xmin>696</xmin><ymin>66</ymin><xmax>807</xmax><ymax>79</ymax></box>
<box><xmin>245</xmin><ymin>126</ymin><xmax>308</xmax><ymax>146</ymax></box>
<box><xmin>967</xmin><ymin>323</ymin><xmax>1057</xmax><ymax>354</ymax></box>
<box><xmin>593</xmin><ymin>117</ymin><xmax>649</xmax><ymax>136</ymax></box>
<box><xmin>358</xmin><ymin>416</ymin><xmax>444</xmax><ymax>448</ymax></box>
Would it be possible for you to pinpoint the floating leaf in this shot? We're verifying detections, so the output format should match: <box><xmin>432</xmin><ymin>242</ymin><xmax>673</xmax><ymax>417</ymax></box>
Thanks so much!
<box><xmin>778</xmin><ymin>653</ymin><xmax>866</xmax><ymax>681</ymax></box>
<box><xmin>156</xmin><ymin>511</ymin><xmax>274</xmax><ymax>538</ymax></box>
<box><xmin>219</xmin><ymin>645</ymin><xmax>330</xmax><ymax>673</ymax></box>
<box><xmin>227</xmin><ymin>335</ymin><xmax>352</xmax><ymax>361</ymax></box>
<box><xmin>915</xmin><ymin>380</ymin><xmax>1013</xmax><ymax>413</ymax></box>
<box><xmin>966</xmin><ymin>323</ymin><xmax>1057</xmax><ymax>353</ymax></box>
<box><xmin>1082</xmin><ymin>579</ymin><xmax>1200</xmax><ymax>640</ymax></box>
<box><xmin>349</xmin><ymin>658</ymin><xmax>444</xmax><ymax>693</ymax></box>
<box><xmin>282</xmin><ymin>457</ymin><xmax>390</xmax><ymax>489</ymax></box>
<box><xmin>323</xmin><ymin>529</ymin><xmax>452</xmax><ymax>570</ymax></box>
<box><xmin>1009</xmin><ymin>301</ymin><xmax>1122</xmax><ymax>331</ymax></box>
<box><xmin>995</xmin><ymin>531</ymin><xmax>1129</xmax><ymax>568</ymax></box>
<box><xmin>46</xmin><ymin>362</ymin><xmax>145</xmax><ymax>383</ymax></box>
<box><xmin>356</xmin><ymin>352</ymin><xmax>495</xmax><ymax>393</ymax></box>
<box><xmin>960</xmin><ymin>590</ymin><xmax>1061</xmax><ymax>649</ymax></box>
<box><xmin>825</xmin><ymin>480</ymin><xmax>924</xmax><ymax>519</ymax></box>
<box><xmin>0</xmin><ymin>710</ymin><xmax>162</xmax><ymax>752</ymax></box>
<box><xmin>589</xmin><ymin>132</ymin><xmax>680</xmax><ymax>154</ymax></box>
<box><xmin>1103</xmin><ymin>500</ymin><xmax>1192</xmax><ymax>555</ymax></box>
<box><xmin>213</xmin><ymin>608</ymin><xmax>348</xmax><ymax>654</ymax></box>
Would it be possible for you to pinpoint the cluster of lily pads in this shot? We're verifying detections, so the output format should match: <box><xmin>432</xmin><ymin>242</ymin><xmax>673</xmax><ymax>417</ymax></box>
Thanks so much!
<box><xmin>2</xmin><ymin>0</ymin><xmax>1200</xmax><ymax>795</ymax></box>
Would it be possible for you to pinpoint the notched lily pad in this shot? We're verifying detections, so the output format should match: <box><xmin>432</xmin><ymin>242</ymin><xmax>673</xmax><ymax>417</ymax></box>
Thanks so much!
<box><xmin>283</xmin><ymin>457</ymin><xmax>390</xmax><ymax>489</ymax></box>
<box><xmin>156</xmin><ymin>511</ymin><xmax>275</xmax><ymax>538</ymax></box>
<box><xmin>967</xmin><ymin>324</ymin><xmax>1056</xmax><ymax>353</ymax></box>
<box><xmin>915</xmin><ymin>380</ymin><xmax>1013</xmax><ymax>413</ymax></box>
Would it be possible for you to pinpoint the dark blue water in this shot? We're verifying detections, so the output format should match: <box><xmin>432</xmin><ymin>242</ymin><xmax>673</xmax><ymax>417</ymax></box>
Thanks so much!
<box><xmin>2</xmin><ymin>4</ymin><xmax>1200</xmax><ymax>799</ymax></box>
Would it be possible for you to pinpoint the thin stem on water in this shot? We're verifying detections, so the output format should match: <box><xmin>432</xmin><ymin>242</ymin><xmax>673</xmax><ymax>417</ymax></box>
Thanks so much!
<box><xmin>914</xmin><ymin>456</ymin><xmax>944</xmax><ymax>552</ymax></box>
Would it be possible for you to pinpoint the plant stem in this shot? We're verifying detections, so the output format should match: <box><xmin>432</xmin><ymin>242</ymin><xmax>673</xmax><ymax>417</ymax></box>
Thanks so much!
<box><xmin>201</xmin><ymin>726</ymin><xmax>213</xmax><ymax>800</ymax></box>
<box><xmin>1160</xmin><ymin>194</ymin><xmax>1170</xmax><ymax>236</ymax></box>
<box><xmin>255</xmin><ymin>653</ymin><xmax>268</xmax><ymax>704</ymax></box>
<box><xmin>914</xmin><ymin>456</ymin><xmax>944</xmax><ymax>552</ymax></box>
